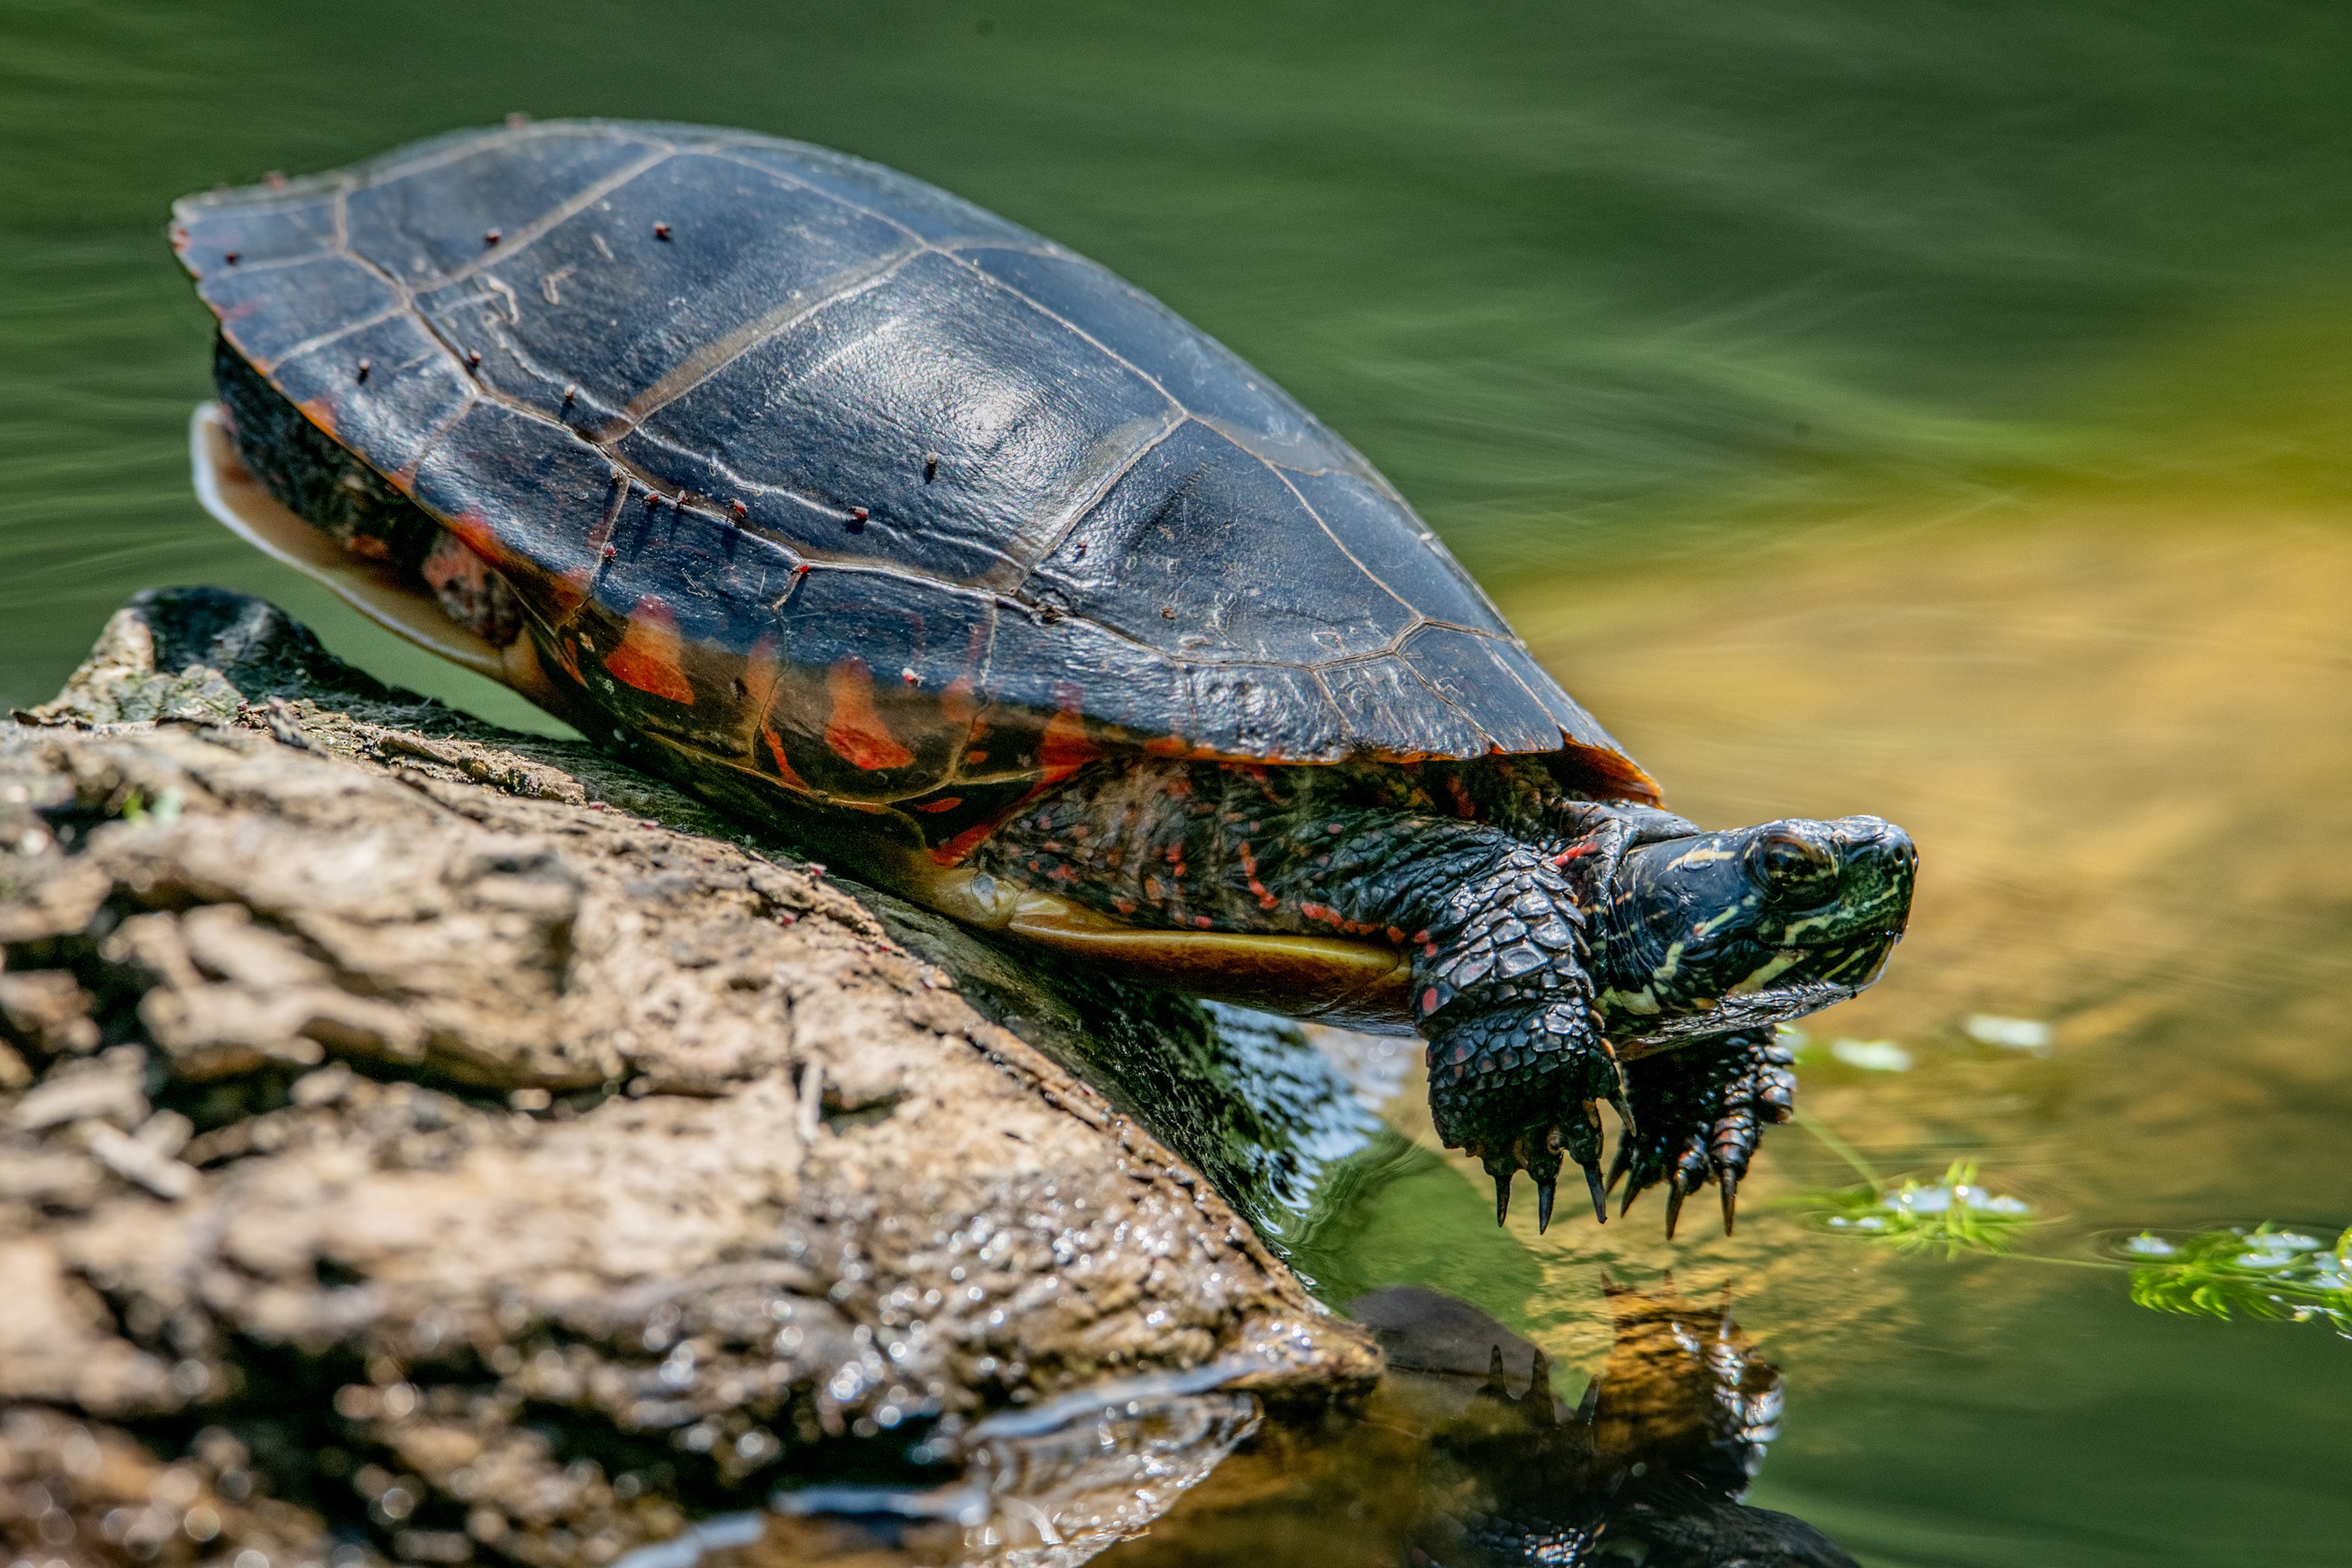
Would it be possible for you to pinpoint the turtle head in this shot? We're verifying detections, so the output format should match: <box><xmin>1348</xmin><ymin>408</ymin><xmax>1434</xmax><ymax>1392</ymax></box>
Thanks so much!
<box><xmin>1588</xmin><ymin>815</ymin><xmax>1915</xmax><ymax>1050</ymax></box>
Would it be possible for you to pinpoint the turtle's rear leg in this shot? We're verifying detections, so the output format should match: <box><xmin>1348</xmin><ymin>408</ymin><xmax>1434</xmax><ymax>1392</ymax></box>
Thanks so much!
<box><xmin>1607</xmin><ymin>1029</ymin><xmax>1796</xmax><ymax>1237</ymax></box>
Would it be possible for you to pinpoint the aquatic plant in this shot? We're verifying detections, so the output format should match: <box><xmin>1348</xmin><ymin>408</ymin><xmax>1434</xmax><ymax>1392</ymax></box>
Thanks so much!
<box><xmin>2119</xmin><ymin>1225</ymin><xmax>2352</xmax><ymax>1332</ymax></box>
<box><xmin>1814</xmin><ymin>1160</ymin><xmax>2036</xmax><ymax>1259</ymax></box>
<box><xmin>1796</xmin><ymin>1116</ymin><xmax>2352</xmax><ymax>1338</ymax></box>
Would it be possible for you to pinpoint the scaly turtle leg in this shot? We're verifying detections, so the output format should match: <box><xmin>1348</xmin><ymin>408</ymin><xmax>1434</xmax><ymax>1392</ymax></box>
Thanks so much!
<box><xmin>1606</xmin><ymin>1028</ymin><xmax>1796</xmax><ymax>1237</ymax></box>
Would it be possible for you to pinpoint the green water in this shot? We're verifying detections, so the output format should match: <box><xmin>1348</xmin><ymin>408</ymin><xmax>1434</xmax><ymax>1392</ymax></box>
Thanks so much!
<box><xmin>5</xmin><ymin>3</ymin><xmax>2350</xmax><ymax>1563</ymax></box>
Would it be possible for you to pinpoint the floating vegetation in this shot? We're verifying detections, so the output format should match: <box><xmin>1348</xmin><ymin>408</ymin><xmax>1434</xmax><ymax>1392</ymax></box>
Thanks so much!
<box><xmin>1796</xmin><ymin>1116</ymin><xmax>2351</xmax><ymax>1338</ymax></box>
<box><xmin>1828</xmin><ymin>1038</ymin><xmax>1915</xmax><ymax>1072</ymax></box>
<box><xmin>1963</xmin><ymin>1014</ymin><xmax>2053</xmax><ymax>1054</ymax></box>
<box><xmin>2118</xmin><ymin>1225</ymin><xmax>2352</xmax><ymax>1333</ymax></box>
<box><xmin>1813</xmin><ymin>1160</ymin><xmax>2036</xmax><ymax>1258</ymax></box>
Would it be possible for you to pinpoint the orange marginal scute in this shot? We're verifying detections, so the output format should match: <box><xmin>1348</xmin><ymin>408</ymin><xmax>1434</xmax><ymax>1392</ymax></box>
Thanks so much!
<box><xmin>823</xmin><ymin>658</ymin><xmax>914</xmax><ymax>771</ymax></box>
<box><xmin>297</xmin><ymin>396</ymin><xmax>339</xmax><ymax>438</ymax></box>
<box><xmin>603</xmin><ymin>595</ymin><xmax>695</xmax><ymax>705</ymax></box>
<box><xmin>760</xmin><ymin>723</ymin><xmax>809</xmax><ymax>789</ymax></box>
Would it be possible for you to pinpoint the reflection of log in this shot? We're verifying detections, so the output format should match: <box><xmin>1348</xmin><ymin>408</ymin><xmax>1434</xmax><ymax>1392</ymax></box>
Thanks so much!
<box><xmin>0</xmin><ymin>589</ymin><xmax>1375</xmax><ymax>1568</ymax></box>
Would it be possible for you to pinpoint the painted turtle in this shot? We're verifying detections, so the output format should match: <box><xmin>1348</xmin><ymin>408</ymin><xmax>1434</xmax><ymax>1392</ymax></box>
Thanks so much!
<box><xmin>172</xmin><ymin>120</ymin><xmax>1914</xmax><ymax>1236</ymax></box>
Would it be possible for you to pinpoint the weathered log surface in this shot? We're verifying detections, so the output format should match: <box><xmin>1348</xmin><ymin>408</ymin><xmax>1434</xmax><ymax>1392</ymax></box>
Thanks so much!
<box><xmin>0</xmin><ymin>589</ymin><xmax>1375</xmax><ymax>1568</ymax></box>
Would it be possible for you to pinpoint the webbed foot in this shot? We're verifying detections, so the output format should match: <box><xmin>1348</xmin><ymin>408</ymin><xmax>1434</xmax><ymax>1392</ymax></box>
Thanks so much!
<box><xmin>1428</xmin><ymin>999</ymin><xmax>1630</xmax><ymax>1232</ymax></box>
<box><xmin>1607</xmin><ymin>1027</ymin><xmax>1795</xmax><ymax>1238</ymax></box>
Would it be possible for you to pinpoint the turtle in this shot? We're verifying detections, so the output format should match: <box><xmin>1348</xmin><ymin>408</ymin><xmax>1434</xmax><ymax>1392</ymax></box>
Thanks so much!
<box><xmin>169</xmin><ymin>119</ymin><xmax>1915</xmax><ymax>1236</ymax></box>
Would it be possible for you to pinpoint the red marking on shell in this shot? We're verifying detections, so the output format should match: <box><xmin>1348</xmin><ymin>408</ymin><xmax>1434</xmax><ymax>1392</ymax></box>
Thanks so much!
<box><xmin>1037</xmin><ymin>698</ymin><xmax>1099</xmax><ymax>787</ymax></box>
<box><xmin>913</xmin><ymin>797</ymin><xmax>964</xmax><ymax>815</ymax></box>
<box><xmin>1549</xmin><ymin>844</ymin><xmax>1596</xmax><ymax>867</ymax></box>
<box><xmin>822</xmin><ymin>659</ymin><xmax>915</xmax><ymax>771</ymax></box>
<box><xmin>1141</xmin><ymin>735</ymin><xmax>1191</xmax><ymax>757</ymax></box>
<box><xmin>931</xmin><ymin>818</ymin><xmax>1000</xmax><ymax>866</ymax></box>
<box><xmin>554</xmin><ymin>637</ymin><xmax>585</xmax><ymax>684</ymax></box>
<box><xmin>1193</xmin><ymin>916</ymin><xmax>1214</xmax><ymax>929</ymax></box>
<box><xmin>603</xmin><ymin>596</ymin><xmax>695</xmax><ymax>705</ymax></box>
<box><xmin>941</xmin><ymin>675</ymin><xmax>978</xmax><ymax>728</ymax></box>
<box><xmin>546</xmin><ymin>564</ymin><xmax>593</xmax><ymax>621</ymax></box>
<box><xmin>739</xmin><ymin>636</ymin><xmax>781</xmax><ymax>710</ymax></box>
<box><xmin>1113</xmin><ymin>897</ymin><xmax>1137</xmax><ymax>916</ymax></box>
<box><xmin>296</xmin><ymin>397</ymin><xmax>339</xmax><ymax>439</ymax></box>
<box><xmin>964</xmin><ymin>748</ymin><xmax>989</xmax><ymax>766</ymax></box>
<box><xmin>1412</xmin><ymin>929</ymin><xmax>1430</xmax><ymax>944</ymax></box>
<box><xmin>1386</xmin><ymin>926</ymin><xmax>1406</xmax><ymax>945</ymax></box>
<box><xmin>440</xmin><ymin>510</ymin><xmax>508</xmax><ymax>571</ymax></box>
<box><xmin>1421</xmin><ymin>987</ymin><xmax>1441</xmax><ymax>1015</ymax></box>
<box><xmin>760</xmin><ymin>723</ymin><xmax>810</xmax><ymax>789</ymax></box>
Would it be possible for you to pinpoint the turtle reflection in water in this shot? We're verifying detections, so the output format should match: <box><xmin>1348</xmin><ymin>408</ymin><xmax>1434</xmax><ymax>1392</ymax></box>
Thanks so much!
<box><xmin>1083</xmin><ymin>1280</ymin><xmax>1852</xmax><ymax>1568</ymax></box>
<box><xmin>1352</xmin><ymin>1283</ymin><xmax>1852</xmax><ymax>1567</ymax></box>
<box><xmin>172</xmin><ymin>120</ymin><xmax>1914</xmax><ymax>1233</ymax></box>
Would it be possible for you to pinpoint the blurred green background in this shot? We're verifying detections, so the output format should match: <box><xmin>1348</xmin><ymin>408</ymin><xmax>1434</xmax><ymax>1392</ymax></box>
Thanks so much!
<box><xmin>8</xmin><ymin>0</ymin><xmax>2352</xmax><ymax>710</ymax></box>
<box><xmin>5</xmin><ymin>4</ymin><xmax>2351</xmax><ymax>1564</ymax></box>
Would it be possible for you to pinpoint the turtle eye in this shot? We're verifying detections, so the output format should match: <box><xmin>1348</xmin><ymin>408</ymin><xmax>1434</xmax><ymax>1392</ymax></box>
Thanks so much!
<box><xmin>1751</xmin><ymin>829</ymin><xmax>1838</xmax><ymax>902</ymax></box>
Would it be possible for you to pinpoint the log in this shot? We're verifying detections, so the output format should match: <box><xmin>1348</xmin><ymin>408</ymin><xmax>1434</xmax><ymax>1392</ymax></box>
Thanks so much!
<box><xmin>0</xmin><ymin>588</ymin><xmax>1376</xmax><ymax>1568</ymax></box>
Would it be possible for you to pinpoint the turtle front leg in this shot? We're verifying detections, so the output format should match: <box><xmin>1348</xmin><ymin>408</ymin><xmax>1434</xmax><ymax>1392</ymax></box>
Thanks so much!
<box><xmin>1607</xmin><ymin>1028</ymin><xmax>1796</xmax><ymax>1238</ymax></box>
<box><xmin>1408</xmin><ymin>848</ymin><xmax>1631</xmax><ymax>1232</ymax></box>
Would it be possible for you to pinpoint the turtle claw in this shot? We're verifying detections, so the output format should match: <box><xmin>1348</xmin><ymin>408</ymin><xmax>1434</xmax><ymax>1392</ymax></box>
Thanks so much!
<box><xmin>1585</xmin><ymin>1163</ymin><xmax>1609</xmax><ymax>1225</ymax></box>
<box><xmin>1610</xmin><ymin>1028</ymin><xmax>1794</xmax><ymax>1240</ymax></box>
<box><xmin>1427</xmin><ymin>1000</ymin><xmax>1622</xmax><ymax>1232</ymax></box>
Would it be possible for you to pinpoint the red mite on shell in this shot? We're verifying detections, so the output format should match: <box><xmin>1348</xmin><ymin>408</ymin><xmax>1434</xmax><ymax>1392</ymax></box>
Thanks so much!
<box><xmin>653</xmin><ymin>222</ymin><xmax>673</xmax><ymax>240</ymax></box>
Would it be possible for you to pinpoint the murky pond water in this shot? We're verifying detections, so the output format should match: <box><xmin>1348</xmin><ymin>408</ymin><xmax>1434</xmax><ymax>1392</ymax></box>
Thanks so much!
<box><xmin>5</xmin><ymin>2</ymin><xmax>2349</xmax><ymax>1562</ymax></box>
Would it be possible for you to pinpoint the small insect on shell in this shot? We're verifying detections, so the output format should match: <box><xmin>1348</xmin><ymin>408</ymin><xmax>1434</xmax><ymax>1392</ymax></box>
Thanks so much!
<box><xmin>466</xmin><ymin>350</ymin><xmax>481</xmax><ymax>367</ymax></box>
<box><xmin>223</xmin><ymin>251</ymin><xmax>241</xmax><ymax>266</ymax></box>
<box><xmin>902</xmin><ymin>667</ymin><xmax>919</xmax><ymax>685</ymax></box>
<box><xmin>731</xmin><ymin>499</ymin><xmax>748</xmax><ymax>519</ymax></box>
<box><xmin>923</xmin><ymin>452</ymin><xmax>939</xmax><ymax>483</ymax></box>
<box><xmin>354</xmin><ymin>359</ymin><xmax>371</xmax><ymax>383</ymax></box>
<box><xmin>652</xmin><ymin>222</ymin><xmax>673</xmax><ymax>241</ymax></box>
<box><xmin>484</xmin><ymin>228</ymin><xmax>501</xmax><ymax>246</ymax></box>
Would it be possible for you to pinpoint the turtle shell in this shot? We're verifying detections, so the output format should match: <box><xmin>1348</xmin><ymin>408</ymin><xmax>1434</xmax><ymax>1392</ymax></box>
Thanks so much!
<box><xmin>174</xmin><ymin>119</ymin><xmax>1658</xmax><ymax>859</ymax></box>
